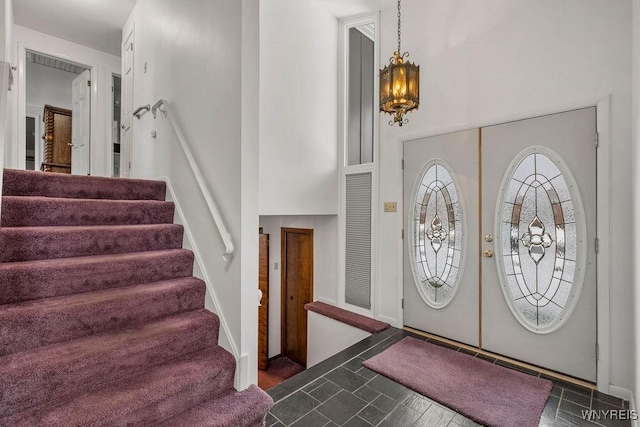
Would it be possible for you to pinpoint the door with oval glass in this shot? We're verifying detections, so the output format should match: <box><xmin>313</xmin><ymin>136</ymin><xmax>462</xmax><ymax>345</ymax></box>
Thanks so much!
<box><xmin>403</xmin><ymin>129</ymin><xmax>480</xmax><ymax>347</ymax></box>
<box><xmin>403</xmin><ymin>107</ymin><xmax>597</xmax><ymax>382</ymax></box>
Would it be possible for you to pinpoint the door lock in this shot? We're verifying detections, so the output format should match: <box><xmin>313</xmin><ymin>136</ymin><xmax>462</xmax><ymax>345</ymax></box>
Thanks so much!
<box><xmin>484</xmin><ymin>249</ymin><xmax>494</xmax><ymax>258</ymax></box>
<box><xmin>485</xmin><ymin>234</ymin><xmax>493</xmax><ymax>242</ymax></box>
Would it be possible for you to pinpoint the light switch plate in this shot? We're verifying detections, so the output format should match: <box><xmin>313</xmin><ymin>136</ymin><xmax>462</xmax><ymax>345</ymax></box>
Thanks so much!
<box><xmin>384</xmin><ymin>202</ymin><xmax>397</xmax><ymax>212</ymax></box>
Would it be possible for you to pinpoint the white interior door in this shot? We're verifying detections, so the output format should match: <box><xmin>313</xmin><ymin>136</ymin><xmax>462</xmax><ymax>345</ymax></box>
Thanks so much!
<box><xmin>71</xmin><ymin>69</ymin><xmax>91</xmax><ymax>175</ymax></box>
<box><xmin>403</xmin><ymin>129</ymin><xmax>480</xmax><ymax>347</ymax></box>
<box><xmin>121</xmin><ymin>30</ymin><xmax>134</xmax><ymax>178</ymax></box>
<box><xmin>481</xmin><ymin>108</ymin><xmax>597</xmax><ymax>382</ymax></box>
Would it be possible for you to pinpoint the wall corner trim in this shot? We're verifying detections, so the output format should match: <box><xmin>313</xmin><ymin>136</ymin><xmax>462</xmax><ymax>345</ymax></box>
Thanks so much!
<box><xmin>161</xmin><ymin>176</ymin><xmax>241</xmax><ymax>362</ymax></box>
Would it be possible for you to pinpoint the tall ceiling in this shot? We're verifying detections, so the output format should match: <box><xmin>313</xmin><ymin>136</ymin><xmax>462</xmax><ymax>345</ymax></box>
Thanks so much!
<box><xmin>13</xmin><ymin>0</ymin><xmax>138</xmax><ymax>56</ymax></box>
<box><xmin>314</xmin><ymin>0</ymin><xmax>396</xmax><ymax>18</ymax></box>
<box><xmin>12</xmin><ymin>0</ymin><xmax>394</xmax><ymax>57</ymax></box>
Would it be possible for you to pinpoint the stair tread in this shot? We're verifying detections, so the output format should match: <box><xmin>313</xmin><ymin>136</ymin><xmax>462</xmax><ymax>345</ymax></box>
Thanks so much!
<box><xmin>2</xmin><ymin>169</ymin><xmax>166</xmax><ymax>200</ymax></box>
<box><xmin>158</xmin><ymin>385</ymin><xmax>273</xmax><ymax>427</ymax></box>
<box><xmin>0</xmin><ymin>224</ymin><xmax>184</xmax><ymax>262</ymax></box>
<box><xmin>1</xmin><ymin>196</ymin><xmax>175</xmax><ymax>227</ymax></box>
<box><xmin>0</xmin><ymin>309</ymin><xmax>220</xmax><ymax>417</ymax></box>
<box><xmin>0</xmin><ymin>249</ymin><xmax>194</xmax><ymax>305</ymax></box>
<box><xmin>0</xmin><ymin>277</ymin><xmax>206</xmax><ymax>356</ymax></box>
<box><xmin>0</xmin><ymin>248</ymin><xmax>193</xmax><ymax>269</ymax></box>
<box><xmin>0</xmin><ymin>223</ymin><xmax>182</xmax><ymax>232</ymax></box>
<box><xmin>2</xmin><ymin>195</ymin><xmax>173</xmax><ymax>204</ymax></box>
<box><xmin>2</xmin><ymin>345</ymin><xmax>236</xmax><ymax>427</ymax></box>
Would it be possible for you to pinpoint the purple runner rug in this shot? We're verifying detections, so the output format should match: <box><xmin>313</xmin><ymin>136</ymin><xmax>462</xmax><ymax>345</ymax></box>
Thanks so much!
<box><xmin>362</xmin><ymin>337</ymin><xmax>552</xmax><ymax>427</ymax></box>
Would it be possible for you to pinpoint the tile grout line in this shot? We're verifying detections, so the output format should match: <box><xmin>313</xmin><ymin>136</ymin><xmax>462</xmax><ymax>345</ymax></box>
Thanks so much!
<box><xmin>268</xmin><ymin>333</ymin><xmax>400</xmax><ymax>404</ymax></box>
<box><xmin>555</xmin><ymin>389</ymin><xmax>564</xmax><ymax>421</ymax></box>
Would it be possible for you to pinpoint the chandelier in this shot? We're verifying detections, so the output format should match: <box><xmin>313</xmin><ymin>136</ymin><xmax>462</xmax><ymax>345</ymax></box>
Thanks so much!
<box><xmin>379</xmin><ymin>0</ymin><xmax>420</xmax><ymax>126</ymax></box>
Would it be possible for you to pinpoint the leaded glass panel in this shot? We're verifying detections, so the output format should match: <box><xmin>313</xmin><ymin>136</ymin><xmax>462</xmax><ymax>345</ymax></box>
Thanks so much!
<box><xmin>498</xmin><ymin>150</ymin><xmax>582</xmax><ymax>331</ymax></box>
<box><xmin>409</xmin><ymin>160</ymin><xmax>464</xmax><ymax>308</ymax></box>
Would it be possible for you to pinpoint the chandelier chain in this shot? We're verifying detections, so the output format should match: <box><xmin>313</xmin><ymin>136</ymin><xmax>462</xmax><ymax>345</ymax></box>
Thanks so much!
<box><xmin>397</xmin><ymin>0</ymin><xmax>402</xmax><ymax>54</ymax></box>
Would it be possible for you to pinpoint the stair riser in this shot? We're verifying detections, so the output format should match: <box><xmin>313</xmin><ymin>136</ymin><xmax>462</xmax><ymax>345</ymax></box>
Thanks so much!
<box><xmin>0</xmin><ymin>225</ymin><xmax>184</xmax><ymax>262</ymax></box>
<box><xmin>2</xmin><ymin>347</ymin><xmax>236</xmax><ymax>427</ymax></box>
<box><xmin>158</xmin><ymin>385</ymin><xmax>274</xmax><ymax>427</ymax></box>
<box><xmin>1</xmin><ymin>197</ymin><xmax>175</xmax><ymax>227</ymax></box>
<box><xmin>0</xmin><ymin>250</ymin><xmax>195</xmax><ymax>305</ymax></box>
<box><xmin>0</xmin><ymin>311</ymin><xmax>220</xmax><ymax>417</ymax></box>
<box><xmin>2</xmin><ymin>169</ymin><xmax>166</xmax><ymax>201</ymax></box>
<box><xmin>107</xmin><ymin>364</ymin><xmax>235</xmax><ymax>427</ymax></box>
<box><xmin>0</xmin><ymin>279</ymin><xmax>206</xmax><ymax>356</ymax></box>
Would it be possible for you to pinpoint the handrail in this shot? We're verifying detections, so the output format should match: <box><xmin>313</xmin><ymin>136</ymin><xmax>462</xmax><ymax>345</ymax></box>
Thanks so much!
<box><xmin>151</xmin><ymin>99</ymin><xmax>234</xmax><ymax>261</ymax></box>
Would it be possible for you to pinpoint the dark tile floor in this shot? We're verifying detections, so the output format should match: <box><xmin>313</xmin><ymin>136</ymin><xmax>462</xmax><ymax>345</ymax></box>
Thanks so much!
<box><xmin>266</xmin><ymin>328</ymin><xmax>631</xmax><ymax>427</ymax></box>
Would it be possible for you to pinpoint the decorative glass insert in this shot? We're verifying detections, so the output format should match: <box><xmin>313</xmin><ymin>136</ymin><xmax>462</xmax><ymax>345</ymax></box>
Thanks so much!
<box><xmin>498</xmin><ymin>148</ymin><xmax>584</xmax><ymax>332</ymax></box>
<box><xmin>409</xmin><ymin>160</ymin><xmax>464</xmax><ymax>308</ymax></box>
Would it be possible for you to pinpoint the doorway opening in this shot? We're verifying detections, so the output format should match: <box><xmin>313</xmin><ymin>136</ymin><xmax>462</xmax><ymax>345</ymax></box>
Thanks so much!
<box><xmin>112</xmin><ymin>75</ymin><xmax>122</xmax><ymax>177</ymax></box>
<box><xmin>24</xmin><ymin>50</ymin><xmax>90</xmax><ymax>174</ymax></box>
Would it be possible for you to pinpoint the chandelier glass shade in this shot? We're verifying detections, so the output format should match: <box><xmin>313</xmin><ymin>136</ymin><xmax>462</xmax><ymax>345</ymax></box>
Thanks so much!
<box><xmin>379</xmin><ymin>0</ymin><xmax>419</xmax><ymax>126</ymax></box>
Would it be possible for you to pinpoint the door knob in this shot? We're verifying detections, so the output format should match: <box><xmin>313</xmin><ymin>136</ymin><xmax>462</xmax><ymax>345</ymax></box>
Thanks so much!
<box><xmin>67</xmin><ymin>143</ymin><xmax>74</xmax><ymax>147</ymax></box>
<box><xmin>485</xmin><ymin>234</ymin><xmax>493</xmax><ymax>242</ymax></box>
<box><xmin>484</xmin><ymin>249</ymin><xmax>494</xmax><ymax>258</ymax></box>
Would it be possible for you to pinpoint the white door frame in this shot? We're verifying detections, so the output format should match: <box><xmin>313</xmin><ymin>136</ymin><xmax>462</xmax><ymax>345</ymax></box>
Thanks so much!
<box><xmin>25</xmin><ymin>112</ymin><xmax>41</xmax><ymax>170</ymax></box>
<box><xmin>395</xmin><ymin>95</ymin><xmax>611</xmax><ymax>393</ymax></box>
<box><xmin>16</xmin><ymin>43</ymin><xmax>97</xmax><ymax>173</ymax></box>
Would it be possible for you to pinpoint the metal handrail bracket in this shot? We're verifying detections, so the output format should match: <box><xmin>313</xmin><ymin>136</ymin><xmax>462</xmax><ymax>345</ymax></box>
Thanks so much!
<box><xmin>133</xmin><ymin>104</ymin><xmax>151</xmax><ymax>119</ymax></box>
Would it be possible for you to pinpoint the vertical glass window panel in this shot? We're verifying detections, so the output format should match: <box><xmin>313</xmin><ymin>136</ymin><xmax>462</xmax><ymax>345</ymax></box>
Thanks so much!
<box><xmin>347</xmin><ymin>25</ymin><xmax>375</xmax><ymax>165</ymax></box>
<box><xmin>409</xmin><ymin>160</ymin><xmax>465</xmax><ymax>308</ymax></box>
<box><xmin>497</xmin><ymin>148</ymin><xmax>585</xmax><ymax>333</ymax></box>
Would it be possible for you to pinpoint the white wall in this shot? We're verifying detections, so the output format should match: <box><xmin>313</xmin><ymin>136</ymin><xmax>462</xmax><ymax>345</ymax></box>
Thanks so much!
<box><xmin>259</xmin><ymin>215</ymin><xmax>338</xmax><ymax>359</ymax></box>
<box><xmin>1</xmin><ymin>0</ymin><xmax>13</xmax><ymax>171</ymax></box>
<box><xmin>373</xmin><ymin>0</ymin><xmax>632</xmax><ymax>393</ymax></box>
<box><xmin>26</xmin><ymin>59</ymin><xmax>76</xmax><ymax>112</ymax></box>
<box><xmin>632</xmin><ymin>0</ymin><xmax>639</xmax><ymax>411</ymax></box>
<box><xmin>0</xmin><ymin>0</ymin><xmax>12</xmax><ymax>62</ymax></box>
<box><xmin>124</xmin><ymin>0</ymin><xmax>259</xmax><ymax>388</ymax></box>
<box><xmin>307</xmin><ymin>312</ymin><xmax>370</xmax><ymax>367</ymax></box>
<box><xmin>259</xmin><ymin>0</ymin><xmax>339</xmax><ymax>216</ymax></box>
<box><xmin>0</xmin><ymin>0</ymin><xmax>5</xmax><ymax>62</ymax></box>
<box><xmin>9</xmin><ymin>25</ymin><xmax>120</xmax><ymax>177</ymax></box>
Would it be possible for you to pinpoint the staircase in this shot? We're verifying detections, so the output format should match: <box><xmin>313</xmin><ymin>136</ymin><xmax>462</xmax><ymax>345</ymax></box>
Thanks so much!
<box><xmin>0</xmin><ymin>169</ymin><xmax>272</xmax><ymax>426</ymax></box>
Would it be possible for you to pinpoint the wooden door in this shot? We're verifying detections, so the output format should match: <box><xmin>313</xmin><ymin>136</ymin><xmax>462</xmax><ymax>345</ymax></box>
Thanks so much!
<box><xmin>281</xmin><ymin>228</ymin><xmax>313</xmax><ymax>367</ymax></box>
<box><xmin>258</xmin><ymin>231</ymin><xmax>269</xmax><ymax>370</ymax></box>
<box><xmin>42</xmin><ymin>105</ymin><xmax>72</xmax><ymax>174</ymax></box>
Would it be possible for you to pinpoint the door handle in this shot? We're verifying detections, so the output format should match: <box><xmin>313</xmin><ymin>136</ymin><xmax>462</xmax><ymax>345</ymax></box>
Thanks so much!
<box><xmin>484</xmin><ymin>249</ymin><xmax>494</xmax><ymax>258</ymax></box>
<box><xmin>67</xmin><ymin>143</ymin><xmax>74</xmax><ymax>147</ymax></box>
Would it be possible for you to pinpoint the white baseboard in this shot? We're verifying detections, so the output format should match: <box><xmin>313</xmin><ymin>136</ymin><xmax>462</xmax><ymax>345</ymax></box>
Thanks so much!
<box><xmin>630</xmin><ymin>390</ymin><xmax>638</xmax><ymax>427</ymax></box>
<box><xmin>317</xmin><ymin>296</ymin><xmax>337</xmax><ymax>305</ymax></box>
<box><xmin>162</xmin><ymin>177</ymin><xmax>240</xmax><ymax>367</ymax></box>
<box><xmin>610</xmin><ymin>385</ymin><xmax>633</xmax><ymax>402</ymax></box>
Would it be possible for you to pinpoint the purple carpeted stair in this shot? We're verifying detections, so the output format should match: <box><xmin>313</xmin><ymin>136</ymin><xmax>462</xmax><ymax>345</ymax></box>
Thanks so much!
<box><xmin>0</xmin><ymin>169</ymin><xmax>272</xmax><ymax>426</ymax></box>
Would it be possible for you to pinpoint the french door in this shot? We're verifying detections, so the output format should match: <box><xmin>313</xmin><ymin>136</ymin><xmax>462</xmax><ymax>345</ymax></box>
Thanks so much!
<box><xmin>403</xmin><ymin>108</ymin><xmax>597</xmax><ymax>381</ymax></box>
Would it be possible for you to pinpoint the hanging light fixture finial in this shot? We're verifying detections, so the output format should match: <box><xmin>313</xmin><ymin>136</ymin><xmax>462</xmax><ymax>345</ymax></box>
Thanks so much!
<box><xmin>379</xmin><ymin>0</ymin><xmax>420</xmax><ymax>126</ymax></box>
